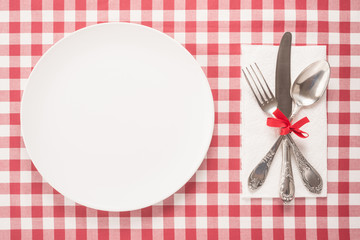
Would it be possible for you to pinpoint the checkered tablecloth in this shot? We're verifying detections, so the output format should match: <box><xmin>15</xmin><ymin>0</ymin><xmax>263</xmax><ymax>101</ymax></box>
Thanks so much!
<box><xmin>0</xmin><ymin>0</ymin><xmax>359</xmax><ymax>239</ymax></box>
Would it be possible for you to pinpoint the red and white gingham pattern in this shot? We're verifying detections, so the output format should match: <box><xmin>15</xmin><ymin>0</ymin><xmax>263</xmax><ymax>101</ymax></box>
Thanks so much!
<box><xmin>0</xmin><ymin>0</ymin><xmax>359</xmax><ymax>239</ymax></box>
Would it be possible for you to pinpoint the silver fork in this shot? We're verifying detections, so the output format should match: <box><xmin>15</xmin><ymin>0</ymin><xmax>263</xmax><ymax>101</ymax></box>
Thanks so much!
<box><xmin>243</xmin><ymin>63</ymin><xmax>295</xmax><ymax>203</ymax></box>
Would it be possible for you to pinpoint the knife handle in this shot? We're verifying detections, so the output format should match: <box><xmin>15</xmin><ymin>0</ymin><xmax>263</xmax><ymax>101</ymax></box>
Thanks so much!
<box><xmin>279</xmin><ymin>138</ymin><xmax>295</xmax><ymax>203</ymax></box>
<box><xmin>286</xmin><ymin>135</ymin><xmax>323</xmax><ymax>194</ymax></box>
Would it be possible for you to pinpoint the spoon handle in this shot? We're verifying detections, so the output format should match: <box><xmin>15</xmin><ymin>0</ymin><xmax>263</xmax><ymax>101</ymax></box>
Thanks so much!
<box><xmin>286</xmin><ymin>135</ymin><xmax>323</xmax><ymax>194</ymax></box>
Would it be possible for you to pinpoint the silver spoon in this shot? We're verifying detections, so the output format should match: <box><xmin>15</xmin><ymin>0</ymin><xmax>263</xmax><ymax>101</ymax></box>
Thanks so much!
<box><xmin>249</xmin><ymin>60</ymin><xmax>331</xmax><ymax>195</ymax></box>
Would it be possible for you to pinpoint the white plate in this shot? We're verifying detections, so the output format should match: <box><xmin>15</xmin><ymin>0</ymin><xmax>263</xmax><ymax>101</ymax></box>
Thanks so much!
<box><xmin>21</xmin><ymin>23</ymin><xmax>214</xmax><ymax>211</ymax></box>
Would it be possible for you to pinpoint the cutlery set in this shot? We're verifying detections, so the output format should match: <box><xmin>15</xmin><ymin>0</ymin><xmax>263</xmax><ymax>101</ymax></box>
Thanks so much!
<box><xmin>243</xmin><ymin>32</ymin><xmax>331</xmax><ymax>203</ymax></box>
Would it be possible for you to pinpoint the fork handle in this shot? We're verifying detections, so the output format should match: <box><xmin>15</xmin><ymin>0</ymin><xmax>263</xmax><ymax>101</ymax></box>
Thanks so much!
<box><xmin>248</xmin><ymin>137</ymin><xmax>282</xmax><ymax>190</ymax></box>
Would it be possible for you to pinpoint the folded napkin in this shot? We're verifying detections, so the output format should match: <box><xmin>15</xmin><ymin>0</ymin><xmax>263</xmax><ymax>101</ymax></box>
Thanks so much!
<box><xmin>240</xmin><ymin>45</ymin><xmax>327</xmax><ymax>198</ymax></box>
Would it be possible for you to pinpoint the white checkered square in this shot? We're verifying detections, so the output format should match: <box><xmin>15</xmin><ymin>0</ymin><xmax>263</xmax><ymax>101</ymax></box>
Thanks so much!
<box><xmin>174</xmin><ymin>10</ymin><xmax>185</xmax><ymax>21</ymax></box>
<box><xmin>0</xmin><ymin>33</ymin><xmax>9</xmax><ymax>44</ymax></box>
<box><xmin>217</xmin><ymin>170</ymin><xmax>229</xmax><ymax>182</ymax></box>
<box><xmin>174</xmin><ymin>32</ymin><xmax>185</xmax><ymax>44</ymax></box>
<box><xmin>218</xmin><ymin>78</ymin><xmax>229</xmax><ymax>90</ymax></box>
<box><xmin>262</xmin><ymin>10</ymin><xmax>274</xmax><ymax>21</ymax></box>
<box><xmin>0</xmin><ymin>218</ymin><xmax>10</xmax><ymax>230</ymax></box>
<box><xmin>196</xmin><ymin>193</ymin><xmax>207</xmax><ymax>205</ymax></box>
<box><xmin>239</xmin><ymin>217</ymin><xmax>251</xmax><ymax>228</ymax></box>
<box><xmin>0</xmin><ymin>11</ymin><xmax>9</xmax><ymax>22</ymax></box>
<box><xmin>20</xmin><ymin>56</ymin><xmax>32</xmax><ymax>67</ymax></box>
<box><xmin>283</xmin><ymin>217</ymin><xmax>295</xmax><ymax>228</ymax></box>
<box><xmin>307</xmin><ymin>10</ymin><xmax>318</xmax><ymax>21</ymax></box>
<box><xmin>285</xmin><ymin>10</ymin><xmax>296</xmax><ymax>21</ymax></box>
<box><xmin>174</xmin><ymin>193</ymin><xmax>186</xmax><ymax>205</ymax></box>
<box><xmin>218</xmin><ymin>217</ymin><xmax>229</xmax><ymax>228</ymax></box>
<box><xmin>42</xmin><ymin>194</ymin><xmax>54</xmax><ymax>206</ymax></box>
<box><xmin>64</xmin><ymin>217</ymin><xmax>76</xmax><ymax>229</ymax></box>
<box><xmin>350</xmin><ymin>217</ymin><xmax>360</xmax><ymax>229</ymax></box>
<box><xmin>42</xmin><ymin>10</ymin><xmax>53</xmax><ymax>22</ymax></box>
<box><xmin>262</xmin><ymin>32</ymin><xmax>274</xmax><ymax>44</ymax></box>
<box><xmin>217</xmin><ymin>193</ymin><xmax>229</xmax><ymax>205</ymax></box>
<box><xmin>20</xmin><ymin>194</ymin><xmax>32</xmax><ymax>206</ymax></box>
<box><xmin>218</xmin><ymin>101</ymin><xmax>229</xmax><ymax>112</ymax></box>
<box><xmin>0</xmin><ymin>56</ymin><xmax>9</xmax><ymax>68</ymax></box>
<box><xmin>350</xmin><ymin>11</ymin><xmax>360</xmax><ymax>22</ymax></box>
<box><xmin>262</xmin><ymin>217</ymin><xmax>273</xmax><ymax>229</ymax></box>
<box><xmin>20</xmin><ymin>10</ymin><xmax>31</xmax><ymax>22</ymax></box>
<box><xmin>218</xmin><ymin>32</ymin><xmax>229</xmax><ymax>44</ymax></box>
<box><xmin>218</xmin><ymin>147</ymin><xmax>229</xmax><ymax>158</ymax></box>
<box><xmin>196</xmin><ymin>32</ymin><xmax>208</xmax><ymax>44</ymax></box>
<box><xmin>43</xmin><ymin>218</ymin><xmax>55</xmax><ymax>229</ymax></box>
<box><xmin>196</xmin><ymin>217</ymin><xmax>207</xmax><ymax>228</ymax></box>
<box><xmin>305</xmin><ymin>217</ymin><xmax>317</xmax><ymax>229</ymax></box>
<box><xmin>329</xmin><ymin>33</ymin><xmax>340</xmax><ymax>44</ymax></box>
<box><xmin>108</xmin><ymin>10</ymin><xmax>120</xmax><ymax>22</ymax></box>
<box><xmin>349</xmin><ymin>194</ymin><xmax>360</xmax><ymax>205</ymax></box>
<box><xmin>152</xmin><ymin>10</ymin><xmax>163</xmax><ymax>22</ymax></box>
<box><xmin>0</xmin><ymin>125</ymin><xmax>9</xmax><ymax>137</ymax></box>
<box><xmin>152</xmin><ymin>217</ymin><xmax>163</xmax><ymax>229</ymax></box>
<box><xmin>328</xmin><ymin>10</ymin><xmax>340</xmax><ymax>22</ymax></box>
<box><xmin>0</xmin><ymin>149</ymin><xmax>9</xmax><ymax>160</ymax></box>
<box><xmin>240</xmin><ymin>10</ymin><xmax>251</xmax><ymax>21</ymax></box>
<box><xmin>174</xmin><ymin>217</ymin><xmax>185</xmax><ymax>229</ymax></box>
<box><xmin>130</xmin><ymin>10</ymin><xmax>141</xmax><ymax>21</ymax></box>
<box><xmin>64</xmin><ymin>10</ymin><xmax>76</xmax><ymax>22</ymax></box>
<box><xmin>20</xmin><ymin>170</ymin><xmax>31</xmax><ymax>183</ymax></box>
<box><xmin>86</xmin><ymin>10</ymin><xmax>97</xmax><ymax>22</ymax></box>
<box><xmin>196</xmin><ymin>170</ymin><xmax>207</xmax><ymax>182</ymax></box>
<box><xmin>21</xmin><ymin>218</ymin><xmax>32</xmax><ymax>229</ymax></box>
<box><xmin>240</xmin><ymin>32</ymin><xmax>251</xmax><ymax>44</ymax></box>
<box><xmin>196</xmin><ymin>55</ymin><xmax>207</xmax><ymax>66</ymax></box>
<box><xmin>0</xmin><ymin>194</ymin><xmax>10</xmax><ymax>206</ymax></box>
<box><xmin>306</xmin><ymin>32</ymin><xmax>318</xmax><ymax>44</ymax></box>
<box><xmin>196</xmin><ymin>10</ymin><xmax>207</xmax><ymax>21</ymax></box>
<box><xmin>217</xmin><ymin>123</ymin><xmax>229</xmax><ymax>135</ymax></box>
<box><xmin>20</xmin><ymin>33</ymin><xmax>32</xmax><ymax>44</ymax></box>
<box><xmin>130</xmin><ymin>217</ymin><xmax>142</xmax><ymax>229</ymax></box>
<box><xmin>42</xmin><ymin>33</ymin><xmax>53</xmax><ymax>45</ymax></box>
<box><xmin>87</xmin><ymin>217</ymin><xmax>98</xmax><ymax>229</ymax></box>
<box><xmin>218</xmin><ymin>10</ymin><xmax>229</xmax><ymax>21</ymax></box>
<box><xmin>108</xmin><ymin>217</ymin><xmax>120</xmax><ymax>229</ymax></box>
<box><xmin>327</xmin><ymin>217</ymin><xmax>339</xmax><ymax>229</ymax></box>
<box><xmin>218</xmin><ymin>55</ymin><xmax>229</xmax><ymax>67</ymax></box>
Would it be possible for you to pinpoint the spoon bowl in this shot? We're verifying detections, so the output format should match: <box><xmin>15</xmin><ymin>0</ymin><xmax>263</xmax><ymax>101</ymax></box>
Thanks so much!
<box><xmin>291</xmin><ymin>60</ymin><xmax>331</xmax><ymax>108</ymax></box>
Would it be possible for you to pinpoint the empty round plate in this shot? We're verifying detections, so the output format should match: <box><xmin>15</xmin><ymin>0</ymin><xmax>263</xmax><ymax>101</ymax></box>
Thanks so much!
<box><xmin>21</xmin><ymin>23</ymin><xmax>214</xmax><ymax>211</ymax></box>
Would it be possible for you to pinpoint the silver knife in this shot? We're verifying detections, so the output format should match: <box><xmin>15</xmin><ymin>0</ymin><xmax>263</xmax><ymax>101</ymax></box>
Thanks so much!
<box><xmin>275</xmin><ymin>32</ymin><xmax>295</xmax><ymax>203</ymax></box>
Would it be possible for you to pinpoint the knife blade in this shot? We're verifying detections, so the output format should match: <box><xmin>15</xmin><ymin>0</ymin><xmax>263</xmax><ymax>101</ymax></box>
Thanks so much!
<box><xmin>275</xmin><ymin>32</ymin><xmax>294</xmax><ymax>203</ymax></box>
<box><xmin>275</xmin><ymin>32</ymin><xmax>292</xmax><ymax>118</ymax></box>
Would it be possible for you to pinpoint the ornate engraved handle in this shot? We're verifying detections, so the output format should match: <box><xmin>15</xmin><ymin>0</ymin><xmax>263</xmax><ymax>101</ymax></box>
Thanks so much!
<box><xmin>248</xmin><ymin>137</ymin><xmax>282</xmax><ymax>190</ymax></box>
<box><xmin>286</xmin><ymin>135</ymin><xmax>323</xmax><ymax>194</ymax></box>
<box><xmin>279</xmin><ymin>138</ymin><xmax>295</xmax><ymax>203</ymax></box>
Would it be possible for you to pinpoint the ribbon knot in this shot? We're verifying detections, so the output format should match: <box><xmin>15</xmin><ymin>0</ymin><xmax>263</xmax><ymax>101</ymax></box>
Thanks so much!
<box><xmin>267</xmin><ymin>108</ymin><xmax>310</xmax><ymax>138</ymax></box>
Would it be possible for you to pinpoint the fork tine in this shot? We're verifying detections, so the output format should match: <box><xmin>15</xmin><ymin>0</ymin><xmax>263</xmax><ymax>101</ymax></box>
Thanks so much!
<box><xmin>242</xmin><ymin>69</ymin><xmax>262</xmax><ymax>106</ymax></box>
<box><xmin>254</xmin><ymin>63</ymin><xmax>275</xmax><ymax>99</ymax></box>
<box><xmin>250</xmin><ymin>65</ymin><xmax>269</xmax><ymax>101</ymax></box>
<box><xmin>246</xmin><ymin>67</ymin><xmax>266</xmax><ymax>103</ymax></box>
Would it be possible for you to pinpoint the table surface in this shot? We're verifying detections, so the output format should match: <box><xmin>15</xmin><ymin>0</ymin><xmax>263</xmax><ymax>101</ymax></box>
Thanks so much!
<box><xmin>0</xmin><ymin>0</ymin><xmax>359</xmax><ymax>239</ymax></box>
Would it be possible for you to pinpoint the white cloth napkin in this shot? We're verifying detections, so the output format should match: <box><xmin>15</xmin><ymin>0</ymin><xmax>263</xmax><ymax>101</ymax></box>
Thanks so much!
<box><xmin>240</xmin><ymin>45</ymin><xmax>327</xmax><ymax>198</ymax></box>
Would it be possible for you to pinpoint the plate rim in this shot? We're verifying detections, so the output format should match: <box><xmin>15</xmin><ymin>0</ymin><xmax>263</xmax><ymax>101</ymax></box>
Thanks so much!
<box><xmin>21</xmin><ymin>22</ymin><xmax>215</xmax><ymax>211</ymax></box>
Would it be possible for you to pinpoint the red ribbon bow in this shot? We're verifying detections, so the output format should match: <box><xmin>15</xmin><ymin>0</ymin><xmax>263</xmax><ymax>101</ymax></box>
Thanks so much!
<box><xmin>267</xmin><ymin>108</ymin><xmax>310</xmax><ymax>138</ymax></box>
